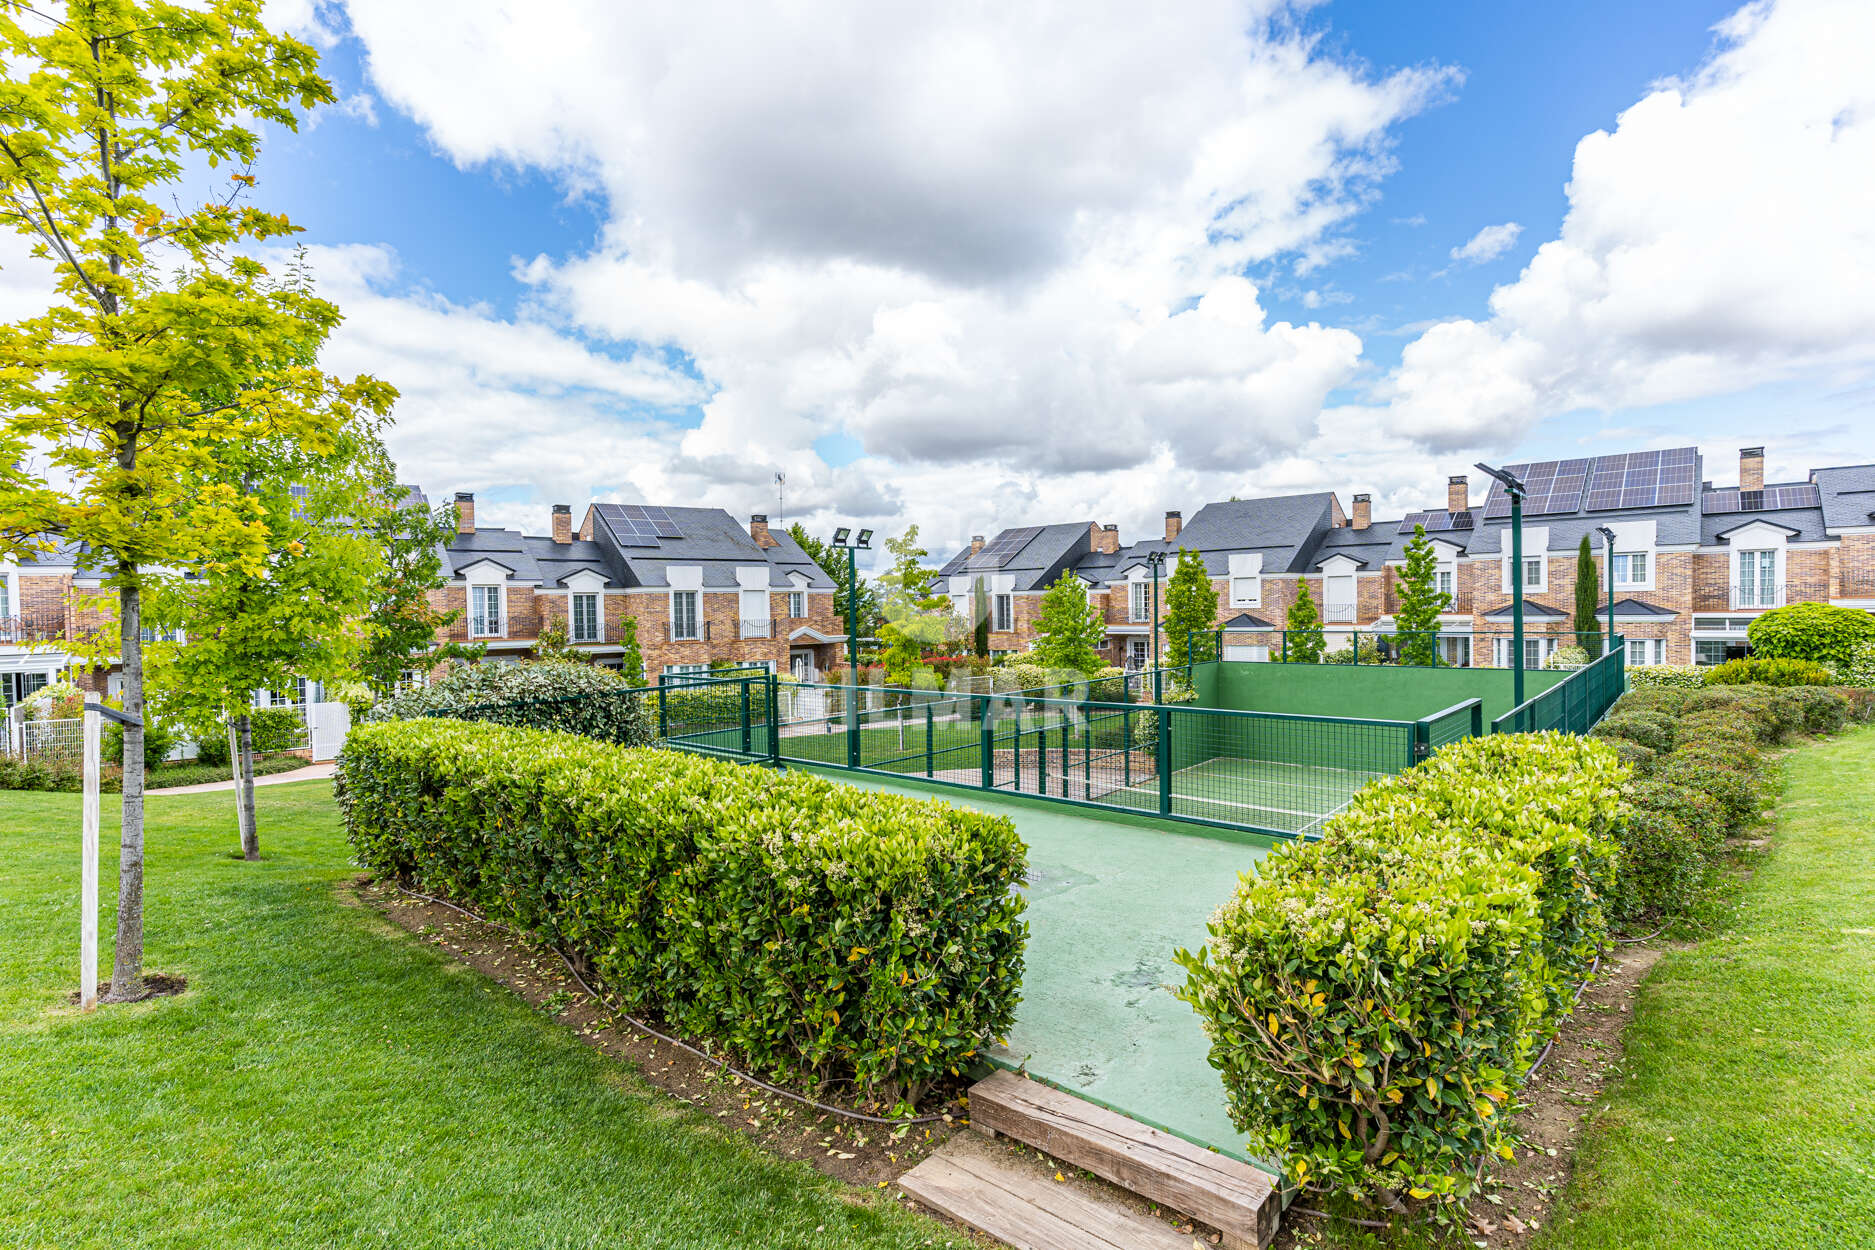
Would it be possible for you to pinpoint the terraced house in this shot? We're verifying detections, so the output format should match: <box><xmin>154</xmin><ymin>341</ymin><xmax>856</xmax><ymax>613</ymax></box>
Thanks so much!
<box><xmin>431</xmin><ymin>495</ymin><xmax>844</xmax><ymax>682</ymax></box>
<box><xmin>940</xmin><ymin>445</ymin><xmax>1875</xmax><ymax>670</ymax></box>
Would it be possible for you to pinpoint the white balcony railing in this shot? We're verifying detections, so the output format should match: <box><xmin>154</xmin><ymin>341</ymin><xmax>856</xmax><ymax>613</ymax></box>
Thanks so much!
<box><xmin>1731</xmin><ymin>583</ymin><xmax>1783</xmax><ymax>610</ymax></box>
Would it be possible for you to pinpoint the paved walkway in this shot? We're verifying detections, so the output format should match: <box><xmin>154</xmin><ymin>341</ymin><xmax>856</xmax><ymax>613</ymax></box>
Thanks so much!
<box><xmin>147</xmin><ymin>761</ymin><xmax>337</xmax><ymax>795</ymax></box>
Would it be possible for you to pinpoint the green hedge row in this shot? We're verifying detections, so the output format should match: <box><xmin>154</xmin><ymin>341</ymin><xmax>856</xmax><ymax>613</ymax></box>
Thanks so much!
<box><xmin>337</xmin><ymin>719</ymin><xmax>1027</xmax><ymax>1106</ymax></box>
<box><xmin>1178</xmin><ymin>732</ymin><xmax>1623</xmax><ymax>1203</ymax></box>
<box><xmin>1591</xmin><ymin>684</ymin><xmax>1872</xmax><ymax>920</ymax></box>
<box><xmin>0</xmin><ymin>751</ymin><xmax>309</xmax><ymax>794</ymax></box>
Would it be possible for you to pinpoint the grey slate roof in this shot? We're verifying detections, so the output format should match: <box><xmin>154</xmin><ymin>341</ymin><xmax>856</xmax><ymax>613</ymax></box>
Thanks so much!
<box><xmin>1702</xmin><ymin>507</ymin><xmax>1829</xmax><ymax>545</ymax></box>
<box><xmin>1812</xmin><ymin>464</ymin><xmax>1875</xmax><ymax>531</ymax></box>
<box><xmin>1609</xmin><ymin>597</ymin><xmax>1677</xmax><ymax>617</ymax></box>
<box><xmin>1483</xmin><ymin>601</ymin><xmax>1569</xmax><ymax>621</ymax></box>
<box><xmin>1167</xmin><ymin>493</ymin><xmax>1341</xmax><ymax>576</ymax></box>
<box><xmin>1221</xmin><ymin>612</ymin><xmax>1276</xmax><ymax>629</ymax></box>
<box><xmin>588</xmin><ymin>505</ymin><xmax>836</xmax><ymax>591</ymax></box>
<box><xmin>938</xmin><ymin>522</ymin><xmax>1096</xmax><ymax>592</ymax></box>
<box><xmin>1313</xmin><ymin>521</ymin><xmax>1406</xmax><ymax>569</ymax></box>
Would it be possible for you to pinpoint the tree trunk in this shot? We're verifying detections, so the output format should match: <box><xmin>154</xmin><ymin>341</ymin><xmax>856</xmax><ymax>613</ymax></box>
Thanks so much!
<box><xmin>104</xmin><ymin>572</ymin><xmax>146</xmax><ymax>1002</ymax></box>
<box><xmin>237</xmin><ymin>712</ymin><xmax>258</xmax><ymax>860</ymax></box>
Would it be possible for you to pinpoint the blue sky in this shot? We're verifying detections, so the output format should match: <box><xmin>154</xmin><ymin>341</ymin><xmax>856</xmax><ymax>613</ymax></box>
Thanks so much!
<box><xmin>232</xmin><ymin>0</ymin><xmax>1874</xmax><ymax>553</ymax></box>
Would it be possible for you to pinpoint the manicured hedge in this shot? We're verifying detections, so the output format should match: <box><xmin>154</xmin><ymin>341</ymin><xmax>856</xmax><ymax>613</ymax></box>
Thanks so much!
<box><xmin>1627</xmin><ymin>664</ymin><xmax>1705</xmax><ymax>689</ymax></box>
<box><xmin>338</xmin><ymin>719</ymin><xmax>1026</xmax><ymax>1105</ymax></box>
<box><xmin>1178</xmin><ymin>732</ymin><xmax>1623</xmax><ymax>1203</ymax></box>
<box><xmin>369</xmin><ymin>660</ymin><xmax>656</xmax><ymax>746</ymax></box>
<box><xmin>1746</xmin><ymin>602</ymin><xmax>1875</xmax><ymax>671</ymax></box>
<box><xmin>1704</xmin><ymin>656</ymin><xmax>1836</xmax><ymax>687</ymax></box>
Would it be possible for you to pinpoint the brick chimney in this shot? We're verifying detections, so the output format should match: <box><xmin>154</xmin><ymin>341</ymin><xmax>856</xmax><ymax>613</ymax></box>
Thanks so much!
<box><xmin>1099</xmin><ymin>523</ymin><xmax>1120</xmax><ymax>554</ymax></box>
<box><xmin>749</xmin><ymin>513</ymin><xmax>778</xmax><ymax>548</ymax></box>
<box><xmin>551</xmin><ymin>504</ymin><xmax>572</xmax><ymax>544</ymax></box>
<box><xmin>1740</xmin><ymin>446</ymin><xmax>1765</xmax><ymax>492</ymax></box>
<box><xmin>454</xmin><ymin>491</ymin><xmax>475</xmax><ymax>535</ymax></box>
<box><xmin>1164</xmin><ymin>511</ymin><xmax>1182</xmax><ymax>542</ymax></box>
<box><xmin>1351</xmin><ymin>494</ymin><xmax>1371</xmax><ymax>530</ymax></box>
<box><xmin>1447</xmin><ymin>475</ymin><xmax>1469</xmax><ymax>514</ymax></box>
<box><xmin>970</xmin><ymin>535</ymin><xmax>985</xmax><ymax>556</ymax></box>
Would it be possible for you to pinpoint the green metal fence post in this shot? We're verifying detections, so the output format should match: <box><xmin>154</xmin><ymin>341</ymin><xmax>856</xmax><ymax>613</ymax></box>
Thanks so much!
<box><xmin>768</xmin><ymin>676</ymin><xmax>781</xmax><ymax>766</ymax></box>
<box><xmin>1036</xmin><ymin>708</ymin><xmax>1047</xmax><ymax>796</ymax></box>
<box><xmin>656</xmin><ymin>684</ymin><xmax>668</xmax><ymax>741</ymax></box>
<box><xmin>979</xmin><ymin>695</ymin><xmax>993</xmax><ymax>789</ymax></box>
<box><xmin>925</xmin><ymin>702</ymin><xmax>934</xmax><ymax>778</ymax></box>
<box><xmin>740</xmin><ymin>680</ymin><xmax>752</xmax><ymax>755</ymax></box>
<box><xmin>1413</xmin><ymin>715</ymin><xmax>1431</xmax><ymax>764</ymax></box>
<box><xmin>1470</xmin><ymin>699</ymin><xmax>1483</xmax><ymax>739</ymax></box>
<box><xmin>1157</xmin><ymin>705</ymin><xmax>1172</xmax><ymax>817</ymax></box>
<box><xmin>1123</xmin><ymin>707</ymin><xmax>1132</xmax><ymax>787</ymax></box>
<box><xmin>1059</xmin><ymin>715</ymin><xmax>1070</xmax><ymax>798</ymax></box>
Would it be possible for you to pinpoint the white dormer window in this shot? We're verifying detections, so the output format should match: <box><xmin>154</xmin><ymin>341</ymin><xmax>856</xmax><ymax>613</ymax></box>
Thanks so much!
<box><xmin>1228</xmin><ymin>553</ymin><xmax>1262</xmax><ymax>608</ymax></box>
<box><xmin>1604</xmin><ymin>521</ymin><xmax>1656</xmax><ymax>592</ymax></box>
<box><xmin>1501</xmin><ymin>527</ymin><xmax>1550</xmax><ymax>594</ymax></box>
<box><xmin>570</xmin><ymin>592</ymin><xmax>600</xmax><ymax>643</ymax></box>
<box><xmin>470</xmin><ymin>585</ymin><xmax>503</xmax><ymax>638</ymax></box>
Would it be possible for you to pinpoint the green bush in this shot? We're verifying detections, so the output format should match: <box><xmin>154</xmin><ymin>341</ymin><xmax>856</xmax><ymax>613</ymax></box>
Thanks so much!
<box><xmin>1543</xmin><ymin>644</ymin><xmax>1591</xmax><ymax>670</ymax></box>
<box><xmin>1704</xmin><ymin>656</ymin><xmax>1836</xmax><ymax>687</ymax></box>
<box><xmin>370</xmin><ymin>660</ymin><xmax>655</xmax><ymax>746</ymax></box>
<box><xmin>1606</xmin><ymin>807</ymin><xmax>1709</xmax><ymax>925</ymax></box>
<box><xmin>1680</xmin><ymin>687</ymin><xmax>1799</xmax><ymax>742</ymax></box>
<box><xmin>1841</xmin><ymin>687</ymin><xmax>1875</xmax><ymax>722</ymax></box>
<box><xmin>1655</xmin><ymin>752</ymin><xmax>1760</xmax><ymax>834</ymax></box>
<box><xmin>247</xmin><ymin>707</ymin><xmax>305</xmax><ymax>753</ymax></box>
<box><xmin>1746</xmin><ymin>602</ymin><xmax>1875</xmax><ymax>671</ymax></box>
<box><xmin>1624</xmin><ymin>778</ymin><xmax>1727</xmax><ymax>849</ymax></box>
<box><xmin>338</xmin><ymin>720</ymin><xmax>1026</xmax><ymax>1104</ymax></box>
<box><xmin>1780</xmin><ymin>687</ymin><xmax>1851</xmax><ymax>735</ymax></box>
<box><xmin>1603</xmin><ymin>738</ymin><xmax>1656</xmax><ymax>774</ymax></box>
<box><xmin>103</xmin><ymin>717</ymin><xmax>178</xmax><ymax>770</ymax></box>
<box><xmin>1177</xmin><ymin>732</ymin><xmax>1623</xmax><ymax>1202</ymax></box>
<box><xmin>192</xmin><ymin>730</ymin><xmax>231</xmax><ymax>768</ymax></box>
<box><xmin>1627</xmin><ymin>664</ymin><xmax>1704</xmax><ymax>689</ymax></box>
<box><xmin>1610</xmin><ymin>687</ymin><xmax>1692</xmax><ymax>718</ymax></box>
<box><xmin>1591</xmin><ymin>710</ymin><xmax>1676</xmax><ymax>754</ymax></box>
<box><xmin>1835</xmin><ymin>639</ymin><xmax>1875</xmax><ymax>688</ymax></box>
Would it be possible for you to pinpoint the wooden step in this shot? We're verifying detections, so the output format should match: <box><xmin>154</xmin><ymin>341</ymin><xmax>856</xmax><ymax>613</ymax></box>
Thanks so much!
<box><xmin>967</xmin><ymin>1069</ymin><xmax>1278</xmax><ymax>1249</ymax></box>
<box><xmin>898</xmin><ymin>1138</ymin><xmax>1197</xmax><ymax>1250</ymax></box>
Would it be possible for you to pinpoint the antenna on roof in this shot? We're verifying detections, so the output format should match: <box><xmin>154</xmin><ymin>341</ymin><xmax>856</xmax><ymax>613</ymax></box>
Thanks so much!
<box><xmin>775</xmin><ymin>472</ymin><xmax>785</xmax><ymax>527</ymax></box>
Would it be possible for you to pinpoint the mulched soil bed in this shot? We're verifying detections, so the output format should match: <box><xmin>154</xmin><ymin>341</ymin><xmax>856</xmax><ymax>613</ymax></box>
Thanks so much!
<box><xmin>354</xmin><ymin>877</ymin><xmax>968</xmax><ymax>1191</ymax></box>
<box><xmin>69</xmin><ymin>971</ymin><xmax>188</xmax><ymax>1006</ymax></box>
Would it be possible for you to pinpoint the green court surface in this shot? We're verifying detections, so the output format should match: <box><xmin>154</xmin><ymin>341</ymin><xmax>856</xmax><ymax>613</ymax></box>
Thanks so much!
<box><xmin>1096</xmin><ymin>755</ymin><xmax>1379</xmax><ymax>836</ymax></box>
<box><xmin>798</xmin><ymin>766</ymin><xmax>1276</xmax><ymax>1171</ymax></box>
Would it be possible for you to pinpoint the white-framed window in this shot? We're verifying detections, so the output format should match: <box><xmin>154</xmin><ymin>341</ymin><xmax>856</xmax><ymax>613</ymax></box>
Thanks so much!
<box><xmin>1438</xmin><ymin>636</ymin><xmax>1471</xmax><ymax>668</ymax></box>
<box><xmin>1128</xmin><ymin>581</ymin><xmax>1150</xmax><ymax>622</ymax></box>
<box><xmin>1612</xmin><ymin>552</ymin><xmax>1649</xmax><ymax>586</ymax></box>
<box><xmin>788</xmin><ymin>590</ymin><xmax>806</xmax><ymax>617</ymax></box>
<box><xmin>570</xmin><ymin>592</ymin><xmax>600</xmax><ymax>643</ymax></box>
<box><xmin>1625</xmin><ymin>638</ymin><xmax>1665</xmax><ymax>666</ymax></box>
<box><xmin>670</xmin><ymin>590</ymin><xmax>700</xmax><ymax>640</ymax></box>
<box><xmin>1436</xmin><ymin>569</ymin><xmax>1455</xmax><ymax>600</ymax></box>
<box><xmin>1229</xmin><ymin>575</ymin><xmax>1261</xmax><ymax>607</ymax></box>
<box><xmin>469</xmin><ymin>584</ymin><xmax>503</xmax><ymax>638</ymax></box>
<box><xmin>1495</xmin><ymin>636</ymin><xmax>1556</xmax><ymax>669</ymax></box>
<box><xmin>0</xmin><ymin>571</ymin><xmax>9</xmax><ymax>622</ymax></box>
<box><xmin>1502</xmin><ymin>534</ymin><xmax>1550</xmax><ymax>593</ymax></box>
<box><xmin>661</xmin><ymin>662</ymin><xmax>709</xmax><ymax>679</ymax></box>
<box><xmin>138</xmin><ymin>625</ymin><xmax>184</xmax><ymax>644</ymax></box>
<box><xmin>993</xmin><ymin>593</ymin><xmax>1014</xmax><ymax>632</ymax></box>
<box><xmin>1737</xmin><ymin>549</ymin><xmax>1779</xmax><ymax>608</ymax></box>
<box><xmin>1523</xmin><ymin>556</ymin><xmax>1545</xmax><ymax>589</ymax></box>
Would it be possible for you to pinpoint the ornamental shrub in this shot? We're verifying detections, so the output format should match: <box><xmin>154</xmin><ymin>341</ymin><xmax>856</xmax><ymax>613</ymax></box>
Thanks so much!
<box><xmin>1780</xmin><ymin>687</ymin><xmax>1851</xmax><ymax>734</ymax></box>
<box><xmin>1603</xmin><ymin>738</ymin><xmax>1656</xmax><ymax>775</ymax></box>
<box><xmin>370</xmin><ymin>659</ymin><xmax>655</xmax><ymax>746</ymax></box>
<box><xmin>1835</xmin><ymin>639</ymin><xmax>1875</xmax><ymax>688</ymax></box>
<box><xmin>1627</xmin><ymin>664</ymin><xmax>1704</xmax><ymax>689</ymax></box>
<box><xmin>1681</xmin><ymin>686</ymin><xmax>1797</xmax><ymax>742</ymax></box>
<box><xmin>338</xmin><ymin>720</ymin><xmax>1026</xmax><ymax>1104</ymax></box>
<box><xmin>1624</xmin><ymin>778</ymin><xmax>1727</xmax><ymax>851</ymax></box>
<box><xmin>1610</xmin><ymin>687</ymin><xmax>1692</xmax><ymax>718</ymax></box>
<box><xmin>1543</xmin><ymin>645</ymin><xmax>1591</xmax><ymax>670</ymax></box>
<box><xmin>1591</xmin><ymin>711</ymin><xmax>1676</xmax><ymax>754</ymax></box>
<box><xmin>1655</xmin><ymin>752</ymin><xmax>1760</xmax><ymax>833</ymax></box>
<box><xmin>1746</xmin><ymin>602</ymin><xmax>1875</xmax><ymax>671</ymax></box>
<box><xmin>1178</xmin><ymin>732</ymin><xmax>1623</xmax><ymax>1203</ymax></box>
<box><xmin>1606</xmin><ymin>807</ymin><xmax>1708</xmax><ymax>924</ymax></box>
<box><xmin>248</xmin><ymin>707</ymin><xmax>305</xmax><ymax>753</ymax></box>
<box><xmin>1704</xmin><ymin>656</ymin><xmax>1836</xmax><ymax>687</ymax></box>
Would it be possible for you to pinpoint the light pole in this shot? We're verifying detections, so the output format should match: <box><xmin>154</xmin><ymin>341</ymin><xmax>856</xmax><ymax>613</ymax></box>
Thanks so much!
<box><xmin>1145</xmin><ymin>550</ymin><xmax>1168</xmax><ymax>704</ymax></box>
<box><xmin>831</xmin><ymin>527</ymin><xmax>873</xmax><ymax>768</ymax></box>
<box><xmin>1476</xmin><ymin>463</ymin><xmax>1529</xmax><ymax>708</ymax></box>
<box><xmin>1597</xmin><ymin>525</ymin><xmax>1618</xmax><ymax>659</ymax></box>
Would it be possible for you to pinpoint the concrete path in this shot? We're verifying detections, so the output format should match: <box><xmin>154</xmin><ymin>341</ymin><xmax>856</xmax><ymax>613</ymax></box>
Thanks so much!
<box><xmin>147</xmin><ymin>761</ymin><xmax>337</xmax><ymax>795</ymax></box>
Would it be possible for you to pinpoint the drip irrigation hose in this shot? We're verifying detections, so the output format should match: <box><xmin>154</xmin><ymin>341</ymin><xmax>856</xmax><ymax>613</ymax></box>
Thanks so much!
<box><xmin>1616</xmin><ymin>926</ymin><xmax>1664</xmax><ymax>945</ymax></box>
<box><xmin>389</xmin><ymin>884</ymin><xmax>947</xmax><ymax>1127</ymax></box>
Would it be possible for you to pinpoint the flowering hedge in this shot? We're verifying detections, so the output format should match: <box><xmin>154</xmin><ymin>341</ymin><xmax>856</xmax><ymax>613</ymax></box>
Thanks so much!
<box><xmin>1177</xmin><ymin>732</ymin><xmax>1623</xmax><ymax>1204</ymax></box>
<box><xmin>338</xmin><ymin>719</ymin><xmax>1026</xmax><ymax>1106</ymax></box>
<box><xmin>368</xmin><ymin>660</ymin><xmax>656</xmax><ymax>746</ymax></box>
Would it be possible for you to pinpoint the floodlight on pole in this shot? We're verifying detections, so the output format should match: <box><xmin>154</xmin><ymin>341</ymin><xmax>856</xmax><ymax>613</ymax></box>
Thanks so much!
<box><xmin>1476</xmin><ymin>462</ymin><xmax>1530</xmax><ymax>708</ymax></box>
<box><xmin>830</xmin><ymin>527</ymin><xmax>873</xmax><ymax>767</ymax></box>
<box><xmin>1145</xmin><ymin>550</ymin><xmax>1169</xmax><ymax>704</ymax></box>
<box><xmin>1597</xmin><ymin>525</ymin><xmax>1618</xmax><ymax>659</ymax></box>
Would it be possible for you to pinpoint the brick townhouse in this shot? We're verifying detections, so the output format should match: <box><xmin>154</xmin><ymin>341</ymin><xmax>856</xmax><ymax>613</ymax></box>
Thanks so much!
<box><xmin>939</xmin><ymin>444</ymin><xmax>1875</xmax><ymax>671</ymax></box>
<box><xmin>431</xmin><ymin>495</ymin><xmax>845</xmax><ymax>683</ymax></box>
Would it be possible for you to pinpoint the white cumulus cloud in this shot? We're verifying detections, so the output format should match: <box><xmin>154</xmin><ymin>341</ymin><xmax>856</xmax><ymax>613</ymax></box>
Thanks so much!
<box><xmin>1387</xmin><ymin>0</ymin><xmax>1875</xmax><ymax>449</ymax></box>
<box><xmin>1448</xmin><ymin>222</ymin><xmax>1522</xmax><ymax>265</ymax></box>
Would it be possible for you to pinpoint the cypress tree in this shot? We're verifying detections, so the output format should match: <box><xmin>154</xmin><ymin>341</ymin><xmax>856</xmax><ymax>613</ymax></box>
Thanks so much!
<box><xmin>1286</xmin><ymin>580</ymin><xmax>1326</xmax><ymax>663</ymax></box>
<box><xmin>1574</xmin><ymin>535</ymin><xmax>1603</xmax><ymax>656</ymax></box>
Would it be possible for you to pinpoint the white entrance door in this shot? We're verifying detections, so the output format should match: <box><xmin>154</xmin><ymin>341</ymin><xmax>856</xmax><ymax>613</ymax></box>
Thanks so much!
<box><xmin>1126</xmin><ymin>638</ymin><xmax>1149</xmax><ymax>670</ymax></box>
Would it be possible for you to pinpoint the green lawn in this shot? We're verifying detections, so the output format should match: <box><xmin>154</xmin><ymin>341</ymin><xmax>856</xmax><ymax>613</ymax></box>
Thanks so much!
<box><xmin>1540</xmin><ymin>725</ymin><xmax>1875</xmax><ymax>1249</ymax></box>
<box><xmin>0</xmin><ymin>783</ymin><xmax>954</xmax><ymax>1249</ymax></box>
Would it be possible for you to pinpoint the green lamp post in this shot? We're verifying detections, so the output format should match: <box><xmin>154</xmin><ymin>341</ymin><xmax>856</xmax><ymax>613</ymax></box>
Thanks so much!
<box><xmin>830</xmin><ymin>527</ymin><xmax>873</xmax><ymax>768</ymax></box>
<box><xmin>1476</xmin><ymin>462</ymin><xmax>1530</xmax><ymax>709</ymax></box>
<box><xmin>1145</xmin><ymin>549</ymin><xmax>1168</xmax><ymax>704</ymax></box>
<box><xmin>1597</xmin><ymin>524</ymin><xmax>1618</xmax><ymax>658</ymax></box>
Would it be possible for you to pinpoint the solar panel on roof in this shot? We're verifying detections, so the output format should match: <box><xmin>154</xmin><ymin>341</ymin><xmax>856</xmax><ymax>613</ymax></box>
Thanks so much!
<box><xmin>1482</xmin><ymin>463</ymin><xmax>1532</xmax><ymax>519</ymax></box>
<box><xmin>1584</xmin><ymin>447</ymin><xmax>1698</xmax><ymax>511</ymax></box>
<box><xmin>638</xmin><ymin>505</ymin><xmax>682</xmax><ymax>537</ymax></box>
<box><xmin>972</xmin><ymin>526</ymin><xmax>1042</xmax><ymax>569</ymax></box>
<box><xmin>1399</xmin><ymin>510</ymin><xmax>1476</xmax><ymax>535</ymax></box>
<box><xmin>1702</xmin><ymin>483</ymin><xmax>1821</xmax><ymax>515</ymax></box>
<box><xmin>606</xmin><ymin>504</ymin><xmax>662</xmax><ymax>547</ymax></box>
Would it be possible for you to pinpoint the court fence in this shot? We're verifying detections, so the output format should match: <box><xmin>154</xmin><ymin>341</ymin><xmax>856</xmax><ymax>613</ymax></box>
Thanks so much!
<box><xmin>430</xmin><ymin>647</ymin><xmax>1625</xmax><ymax>843</ymax></box>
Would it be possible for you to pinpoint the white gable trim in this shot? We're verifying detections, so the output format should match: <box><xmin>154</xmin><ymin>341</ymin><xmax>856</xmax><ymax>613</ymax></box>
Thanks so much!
<box><xmin>665</xmin><ymin>565</ymin><xmax>704</xmax><ymax>591</ymax></box>
<box><xmin>459</xmin><ymin>559</ymin><xmax>513</xmax><ymax>584</ymax></box>
<box><xmin>1317</xmin><ymin>554</ymin><xmax>1361</xmax><ymax>575</ymax></box>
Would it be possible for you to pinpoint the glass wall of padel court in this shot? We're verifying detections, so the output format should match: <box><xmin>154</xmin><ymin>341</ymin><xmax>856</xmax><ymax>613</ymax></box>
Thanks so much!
<box><xmin>652</xmin><ymin>641</ymin><xmax>1627</xmax><ymax>842</ymax></box>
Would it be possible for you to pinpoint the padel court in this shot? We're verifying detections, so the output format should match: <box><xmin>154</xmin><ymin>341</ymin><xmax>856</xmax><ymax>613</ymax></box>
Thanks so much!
<box><xmin>811</xmin><ymin>767</ymin><xmax>1275</xmax><ymax>1169</ymax></box>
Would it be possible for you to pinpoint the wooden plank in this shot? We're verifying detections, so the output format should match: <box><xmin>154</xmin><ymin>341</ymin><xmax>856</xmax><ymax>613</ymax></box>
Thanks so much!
<box><xmin>898</xmin><ymin>1145</ymin><xmax>1195</xmax><ymax>1250</ymax></box>
<box><xmin>968</xmin><ymin>1069</ymin><xmax>1278</xmax><ymax>1249</ymax></box>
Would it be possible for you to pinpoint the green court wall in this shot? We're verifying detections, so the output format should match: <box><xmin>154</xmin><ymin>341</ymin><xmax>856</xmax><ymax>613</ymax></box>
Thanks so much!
<box><xmin>1190</xmin><ymin>660</ymin><xmax>1567</xmax><ymax>726</ymax></box>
